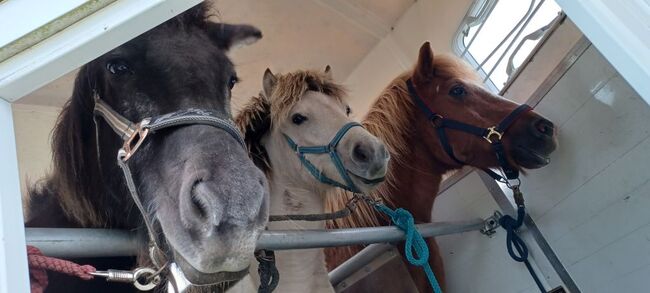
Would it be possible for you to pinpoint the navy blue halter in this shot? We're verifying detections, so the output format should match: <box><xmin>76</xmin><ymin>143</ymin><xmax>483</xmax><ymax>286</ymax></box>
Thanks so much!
<box><xmin>284</xmin><ymin>122</ymin><xmax>364</xmax><ymax>193</ymax></box>
<box><xmin>406</xmin><ymin>79</ymin><xmax>531</xmax><ymax>182</ymax></box>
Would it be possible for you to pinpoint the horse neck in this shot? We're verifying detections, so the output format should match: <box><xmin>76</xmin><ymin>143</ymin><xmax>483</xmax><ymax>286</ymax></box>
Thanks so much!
<box><xmin>382</xmin><ymin>124</ymin><xmax>452</xmax><ymax>223</ymax></box>
<box><xmin>264</xmin><ymin>133</ymin><xmax>334</xmax><ymax>292</ymax></box>
<box><xmin>264</xmin><ymin>130</ymin><xmax>328</xmax><ymax>221</ymax></box>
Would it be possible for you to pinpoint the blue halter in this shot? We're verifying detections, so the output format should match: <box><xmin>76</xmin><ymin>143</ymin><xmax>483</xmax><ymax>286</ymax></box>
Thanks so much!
<box><xmin>284</xmin><ymin>122</ymin><xmax>363</xmax><ymax>193</ymax></box>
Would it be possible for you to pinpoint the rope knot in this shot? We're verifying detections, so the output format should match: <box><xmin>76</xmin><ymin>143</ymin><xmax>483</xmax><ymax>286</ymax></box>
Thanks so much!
<box><xmin>372</xmin><ymin>204</ymin><xmax>441</xmax><ymax>293</ymax></box>
<box><xmin>499</xmin><ymin>207</ymin><xmax>528</xmax><ymax>262</ymax></box>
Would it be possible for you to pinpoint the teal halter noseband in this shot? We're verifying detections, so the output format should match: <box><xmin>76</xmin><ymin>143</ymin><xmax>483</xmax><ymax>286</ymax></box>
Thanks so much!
<box><xmin>284</xmin><ymin>122</ymin><xmax>363</xmax><ymax>193</ymax></box>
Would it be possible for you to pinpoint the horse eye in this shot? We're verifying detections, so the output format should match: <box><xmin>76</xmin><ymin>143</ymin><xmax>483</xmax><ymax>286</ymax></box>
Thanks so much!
<box><xmin>449</xmin><ymin>85</ymin><xmax>467</xmax><ymax>98</ymax></box>
<box><xmin>228</xmin><ymin>76</ymin><xmax>238</xmax><ymax>90</ymax></box>
<box><xmin>291</xmin><ymin>113</ymin><xmax>307</xmax><ymax>125</ymax></box>
<box><xmin>106</xmin><ymin>59</ymin><xmax>131</xmax><ymax>75</ymax></box>
<box><xmin>345</xmin><ymin>106</ymin><xmax>351</xmax><ymax>116</ymax></box>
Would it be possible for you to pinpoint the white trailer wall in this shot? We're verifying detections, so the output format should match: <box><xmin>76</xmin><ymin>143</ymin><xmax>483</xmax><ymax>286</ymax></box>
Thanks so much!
<box><xmin>524</xmin><ymin>44</ymin><xmax>650</xmax><ymax>292</ymax></box>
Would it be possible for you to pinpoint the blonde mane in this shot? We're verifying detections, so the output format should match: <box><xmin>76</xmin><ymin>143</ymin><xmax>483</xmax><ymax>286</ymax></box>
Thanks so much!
<box><xmin>235</xmin><ymin>69</ymin><xmax>347</xmax><ymax>173</ymax></box>
<box><xmin>326</xmin><ymin>54</ymin><xmax>480</xmax><ymax>230</ymax></box>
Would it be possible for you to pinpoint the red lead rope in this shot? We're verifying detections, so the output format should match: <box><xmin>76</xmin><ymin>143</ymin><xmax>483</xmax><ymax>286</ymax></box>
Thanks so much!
<box><xmin>27</xmin><ymin>245</ymin><xmax>97</xmax><ymax>293</ymax></box>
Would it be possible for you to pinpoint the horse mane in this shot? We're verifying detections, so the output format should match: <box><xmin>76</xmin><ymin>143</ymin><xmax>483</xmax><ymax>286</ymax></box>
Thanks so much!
<box><xmin>27</xmin><ymin>4</ymin><xmax>214</xmax><ymax>228</ymax></box>
<box><xmin>236</xmin><ymin>69</ymin><xmax>346</xmax><ymax>174</ymax></box>
<box><xmin>326</xmin><ymin>53</ymin><xmax>479</xmax><ymax>230</ymax></box>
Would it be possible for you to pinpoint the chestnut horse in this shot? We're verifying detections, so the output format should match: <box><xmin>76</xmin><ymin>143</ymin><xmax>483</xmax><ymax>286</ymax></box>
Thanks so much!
<box><xmin>325</xmin><ymin>42</ymin><xmax>558</xmax><ymax>292</ymax></box>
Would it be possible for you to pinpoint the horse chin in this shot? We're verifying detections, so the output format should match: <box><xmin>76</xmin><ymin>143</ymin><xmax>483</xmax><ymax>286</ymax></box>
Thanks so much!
<box><xmin>171</xmin><ymin>249</ymin><xmax>251</xmax><ymax>286</ymax></box>
<box><xmin>512</xmin><ymin>145</ymin><xmax>551</xmax><ymax>169</ymax></box>
<box><xmin>349</xmin><ymin>171</ymin><xmax>386</xmax><ymax>193</ymax></box>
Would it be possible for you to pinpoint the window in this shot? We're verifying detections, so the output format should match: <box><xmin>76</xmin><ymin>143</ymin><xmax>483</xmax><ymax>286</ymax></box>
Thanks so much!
<box><xmin>453</xmin><ymin>0</ymin><xmax>563</xmax><ymax>92</ymax></box>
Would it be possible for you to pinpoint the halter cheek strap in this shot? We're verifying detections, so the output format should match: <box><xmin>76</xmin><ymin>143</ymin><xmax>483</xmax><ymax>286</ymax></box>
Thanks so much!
<box><xmin>92</xmin><ymin>94</ymin><xmax>247</xmax><ymax>287</ymax></box>
<box><xmin>284</xmin><ymin>122</ymin><xmax>364</xmax><ymax>193</ymax></box>
<box><xmin>406</xmin><ymin>79</ymin><xmax>531</xmax><ymax>182</ymax></box>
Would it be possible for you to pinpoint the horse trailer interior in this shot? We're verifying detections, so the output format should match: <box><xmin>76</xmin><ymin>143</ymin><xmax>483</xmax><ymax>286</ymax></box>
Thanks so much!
<box><xmin>1</xmin><ymin>0</ymin><xmax>649</xmax><ymax>292</ymax></box>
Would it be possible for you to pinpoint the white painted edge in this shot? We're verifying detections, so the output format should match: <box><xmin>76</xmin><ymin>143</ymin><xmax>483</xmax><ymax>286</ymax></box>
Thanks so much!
<box><xmin>555</xmin><ymin>0</ymin><xmax>650</xmax><ymax>105</ymax></box>
<box><xmin>0</xmin><ymin>99</ymin><xmax>28</xmax><ymax>293</ymax></box>
<box><xmin>0</xmin><ymin>0</ymin><xmax>203</xmax><ymax>102</ymax></box>
<box><xmin>0</xmin><ymin>0</ymin><xmax>87</xmax><ymax>48</ymax></box>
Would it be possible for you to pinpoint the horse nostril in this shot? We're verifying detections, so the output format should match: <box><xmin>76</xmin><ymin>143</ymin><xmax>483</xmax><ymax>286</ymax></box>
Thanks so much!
<box><xmin>534</xmin><ymin>119</ymin><xmax>554</xmax><ymax>137</ymax></box>
<box><xmin>353</xmin><ymin>144</ymin><xmax>370</xmax><ymax>164</ymax></box>
<box><xmin>190</xmin><ymin>181</ymin><xmax>208</xmax><ymax>220</ymax></box>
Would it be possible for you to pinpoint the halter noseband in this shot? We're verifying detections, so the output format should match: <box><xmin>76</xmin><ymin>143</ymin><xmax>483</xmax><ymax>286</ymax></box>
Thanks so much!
<box><xmin>284</xmin><ymin>121</ymin><xmax>371</xmax><ymax>193</ymax></box>
<box><xmin>406</xmin><ymin>79</ymin><xmax>531</xmax><ymax>182</ymax></box>
<box><xmin>93</xmin><ymin>94</ymin><xmax>246</xmax><ymax>287</ymax></box>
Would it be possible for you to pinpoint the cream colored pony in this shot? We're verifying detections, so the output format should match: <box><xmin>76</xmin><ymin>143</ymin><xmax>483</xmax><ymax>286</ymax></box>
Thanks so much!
<box><xmin>236</xmin><ymin>67</ymin><xmax>389</xmax><ymax>292</ymax></box>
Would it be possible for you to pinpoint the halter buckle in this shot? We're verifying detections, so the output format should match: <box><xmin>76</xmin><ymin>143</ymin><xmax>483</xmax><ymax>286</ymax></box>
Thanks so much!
<box><xmin>484</xmin><ymin>126</ymin><xmax>503</xmax><ymax>143</ymax></box>
<box><xmin>121</xmin><ymin>118</ymin><xmax>151</xmax><ymax>161</ymax></box>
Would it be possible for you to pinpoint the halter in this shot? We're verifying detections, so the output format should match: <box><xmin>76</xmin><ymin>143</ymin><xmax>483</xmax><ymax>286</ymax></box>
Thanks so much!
<box><xmin>93</xmin><ymin>94</ymin><xmax>246</xmax><ymax>289</ymax></box>
<box><xmin>406</xmin><ymin>79</ymin><xmax>531</xmax><ymax>184</ymax></box>
<box><xmin>284</xmin><ymin>121</ymin><xmax>374</xmax><ymax>193</ymax></box>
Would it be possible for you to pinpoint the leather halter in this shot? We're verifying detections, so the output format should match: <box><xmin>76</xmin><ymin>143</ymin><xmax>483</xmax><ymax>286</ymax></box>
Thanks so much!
<box><xmin>406</xmin><ymin>79</ymin><xmax>532</xmax><ymax>183</ymax></box>
<box><xmin>284</xmin><ymin>121</ymin><xmax>383</xmax><ymax>193</ymax></box>
<box><xmin>92</xmin><ymin>94</ymin><xmax>246</xmax><ymax>286</ymax></box>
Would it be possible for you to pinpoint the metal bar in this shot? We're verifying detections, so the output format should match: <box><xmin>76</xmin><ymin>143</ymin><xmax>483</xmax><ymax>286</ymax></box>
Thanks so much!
<box><xmin>25</xmin><ymin>220</ymin><xmax>485</xmax><ymax>258</ymax></box>
<box><xmin>483</xmin><ymin>0</ymin><xmax>546</xmax><ymax>83</ymax></box>
<box><xmin>476</xmin><ymin>0</ymin><xmax>536</xmax><ymax>71</ymax></box>
<box><xmin>328</xmin><ymin>243</ymin><xmax>394</xmax><ymax>286</ymax></box>
<box><xmin>25</xmin><ymin>228</ymin><xmax>140</xmax><ymax>258</ymax></box>
<box><xmin>500</xmin><ymin>13</ymin><xmax>568</xmax><ymax>94</ymax></box>
<box><xmin>478</xmin><ymin>172</ymin><xmax>581</xmax><ymax>292</ymax></box>
<box><xmin>256</xmin><ymin>220</ymin><xmax>485</xmax><ymax>251</ymax></box>
<box><xmin>459</xmin><ymin>0</ymin><xmax>497</xmax><ymax>58</ymax></box>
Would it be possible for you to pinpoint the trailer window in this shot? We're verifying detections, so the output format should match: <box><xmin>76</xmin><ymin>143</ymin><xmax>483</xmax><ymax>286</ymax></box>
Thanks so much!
<box><xmin>453</xmin><ymin>0</ymin><xmax>562</xmax><ymax>92</ymax></box>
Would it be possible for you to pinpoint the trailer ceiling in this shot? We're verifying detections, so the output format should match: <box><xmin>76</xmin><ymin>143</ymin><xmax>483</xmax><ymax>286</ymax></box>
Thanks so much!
<box><xmin>15</xmin><ymin>0</ymin><xmax>416</xmax><ymax>109</ymax></box>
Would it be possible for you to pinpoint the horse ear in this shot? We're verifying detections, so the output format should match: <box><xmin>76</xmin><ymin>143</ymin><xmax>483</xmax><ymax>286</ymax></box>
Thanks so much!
<box><xmin>263</xmin><ymin>68</ymin><xmax>277</xmax><ymax>97</ymax></box>
<box><xmin>324</xmin><ymin>65</ymin><xmax>332</xmax><ymax>78</ymax></box>
<box><xmin>414</xmin><ymin>42</ymin><xmax>435</xmax><ymax>82</ymax></box>
<box><xmin>207</xmin><ymin>22</ymin><xmax>262</xmax><ymax>51</ymax></box>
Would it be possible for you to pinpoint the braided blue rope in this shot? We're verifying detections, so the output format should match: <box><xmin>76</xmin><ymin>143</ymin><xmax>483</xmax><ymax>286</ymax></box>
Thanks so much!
<box><xmin>373</xmin><ymin>203</ymin><xmax>442</xmax><ymax>293</ymax></box>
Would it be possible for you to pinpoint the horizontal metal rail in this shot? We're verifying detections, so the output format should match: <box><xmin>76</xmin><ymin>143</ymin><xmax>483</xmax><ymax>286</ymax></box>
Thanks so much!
<box><xmin>25</xmin><ymin>219</ymin><xmax>486</xmax><ymax>258</ymax></box>
<box><xmin>328</xmin><ymin>243</ymin><xmax>395</xmax><ymax>286</ymax></box>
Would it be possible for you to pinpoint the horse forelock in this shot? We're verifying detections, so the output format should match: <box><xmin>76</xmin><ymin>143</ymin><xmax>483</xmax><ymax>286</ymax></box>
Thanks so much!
<box><xmin>236</xmin><ymin>69</ymin><xmax>347</xmax><ymax>175</ymax></box>
<box><xmin>269</xmin><ymin>70</ymin><xmax>346</xmax><ymax>125</ymax></box>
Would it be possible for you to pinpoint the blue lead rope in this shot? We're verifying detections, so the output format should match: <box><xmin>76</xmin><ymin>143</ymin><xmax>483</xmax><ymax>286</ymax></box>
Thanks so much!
<box><xmin>372</xmin><ymin>203</ymin><xmax>443</xmax><ymax>293</ymax></box>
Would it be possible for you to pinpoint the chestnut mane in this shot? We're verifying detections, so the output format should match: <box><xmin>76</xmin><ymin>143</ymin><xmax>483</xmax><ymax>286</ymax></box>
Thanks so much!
<box><xmin>325</xmin><ymin>53</ymin><xmax>480</xmax><ymax>230</ymax></box>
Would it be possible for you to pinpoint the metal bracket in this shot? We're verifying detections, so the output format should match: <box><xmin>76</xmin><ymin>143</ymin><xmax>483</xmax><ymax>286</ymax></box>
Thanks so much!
<box><xmin>480</xmin><ymin>211</ymin><xmax>502</xmax><ymax>237</ymax></box>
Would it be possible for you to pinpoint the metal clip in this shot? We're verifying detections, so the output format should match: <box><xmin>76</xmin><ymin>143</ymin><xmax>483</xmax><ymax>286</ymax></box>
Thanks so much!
<box><xmin>91</xmin><ymin>267</ymin><xmax>161</xmax><ymax>291</ymax></box>
<box><xmin>480</xmin><ymin>211</ymin><xmax>502</xmax><ymax>237</ymax></box>
<box><xmin>483</xmin><ymin>126</ymin><xmax>503</xmax><ymax>143</ymax></box>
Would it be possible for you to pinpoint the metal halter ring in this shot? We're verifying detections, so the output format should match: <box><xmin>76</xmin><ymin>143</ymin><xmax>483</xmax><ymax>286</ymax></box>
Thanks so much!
<box><xmin>483</xmin><ymin>126</ymin><xmax>503</xmax><ymax>143</ymax></box>
<box><xmin>121</xmin><ymin>118</ymin><xmax>151</xmax><ymax>161</ymax></box>
<box><xmin>429</xmin><ymin>114</ymin><xmax>444</xmax><ymax>128</ymax></box>
<box><xmin>133</xmin><ymin>267</ymin><xmax>161</xmax><ymax>291</ymax></box>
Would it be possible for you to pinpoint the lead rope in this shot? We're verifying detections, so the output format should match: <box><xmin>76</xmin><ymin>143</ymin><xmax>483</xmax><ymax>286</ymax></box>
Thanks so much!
<box><xmin>27</xmin><ymin>245</ymin><xmax>97</xmax><ymax>293</ymax></box>
<box><xmin>498</xmin><ymin>185</ymin><xmax>546</xmax><ymax>292</ymax></box>
<box><xmin>256</xmin><ymin>250</ymin><xmax>279</xmax><ymax>293</ymax></box>
<box><xmin>360</xmin><ymin>196</ymin><xmax>442</xmax><ymax>293</ymax></box>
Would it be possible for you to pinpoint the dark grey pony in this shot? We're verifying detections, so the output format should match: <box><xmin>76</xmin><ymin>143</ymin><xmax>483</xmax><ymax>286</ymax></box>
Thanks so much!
<box><xmin>25</xmin><ymin>4</ymin><xmax>269</xmax><ymax>292</ymax></box>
